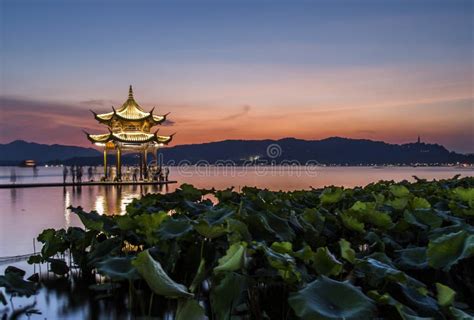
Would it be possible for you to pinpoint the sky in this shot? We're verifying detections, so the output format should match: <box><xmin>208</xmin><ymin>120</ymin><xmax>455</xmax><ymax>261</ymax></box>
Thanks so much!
<box><xmin>0</xmin><ymin>0</ymin><xmax>473</xmax><ymax>153</ymax></box>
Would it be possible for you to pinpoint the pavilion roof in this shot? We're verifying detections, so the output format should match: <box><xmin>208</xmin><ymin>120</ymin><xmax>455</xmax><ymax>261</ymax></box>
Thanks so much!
<box><xmin>92</xmin><ymin>86</ymin><xmax>168</xmax><ymax>124</ymax></box>
<box><xmin>85</xmin><ymin>130</ymin><xmax>174</xmax><ymax>145</ymax></box>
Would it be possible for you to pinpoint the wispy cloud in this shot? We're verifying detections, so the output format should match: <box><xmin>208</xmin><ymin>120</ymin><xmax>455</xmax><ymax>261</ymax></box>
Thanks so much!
<box><xmin>220</xmin><ymin>105</ymin><xmax>251</xmax><ymax>121</ymax></box>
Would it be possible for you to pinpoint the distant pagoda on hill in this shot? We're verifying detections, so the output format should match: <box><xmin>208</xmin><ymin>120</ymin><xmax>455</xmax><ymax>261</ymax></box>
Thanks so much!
<box><xmin>85</xmin><ymin>85</ymin><xmax>174</xmax><ymax>181</ymax></box>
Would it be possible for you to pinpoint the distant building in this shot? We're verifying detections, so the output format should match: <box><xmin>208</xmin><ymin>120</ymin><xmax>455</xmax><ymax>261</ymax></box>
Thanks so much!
<box><xmin>85</xmin><ymin>86</ymin><xmax>174</xmax><ymax>180</ymax></box>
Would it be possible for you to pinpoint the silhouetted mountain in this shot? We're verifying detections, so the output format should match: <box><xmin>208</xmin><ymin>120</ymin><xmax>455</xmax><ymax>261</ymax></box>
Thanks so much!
<box><xmin>158</xmin><ymin>137</ymin><xmax>473</xmax><ymax>165</ymax></box>
<box><xmin>0</xmin><ymin>140</ymin><xmax>100</xmax><ymax>165</ymax></box>
<box><xmin>1</xmin><ymin>137</ymin><xmax>472</xmax><ymax>166</ymax></box>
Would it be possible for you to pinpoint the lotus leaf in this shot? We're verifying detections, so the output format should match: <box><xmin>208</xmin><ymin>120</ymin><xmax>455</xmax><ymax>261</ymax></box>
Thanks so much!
<box><xmin>132</xmin><ymin>250</ymin><xmax>193</xmax><ymax>298</ymax></box>
<box><xmin>214</xmin><ymin>242</ymin><xmax>246</xmax><ymax>273</ymax></box>
<box><xmin>176</xmin><ymin>299</ymin><xmax>208</xmax><ymax>320</ymax></box>
<box><xmin>288</xmin><ymin>276</ymin><xmax>375</xmax><ymax>320</ymax></box>
<box><xmin>436</xmin><ymin>283</ymin><xmax>456</xmax><ymax>307</ymax></box>
<box><xmin>313</xmin><ymin>247</ymin><xmax>343</xmax><ymax>276</ymax></box>
<box><xmin>427</xmin><ymin>230</ymin><xmax>474</xmax><ymax>270</ymax></box>
<box><xmin>96</xmin><ymin>256</ymin><xmax>139</xmax><ymax>281</ymax></box>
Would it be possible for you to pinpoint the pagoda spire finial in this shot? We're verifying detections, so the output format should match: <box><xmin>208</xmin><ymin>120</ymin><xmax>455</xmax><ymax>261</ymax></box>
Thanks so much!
<box><xmin>128</xmin><ymin>85</ymin><xmax>134</xmax><ymax>99</ymax></box>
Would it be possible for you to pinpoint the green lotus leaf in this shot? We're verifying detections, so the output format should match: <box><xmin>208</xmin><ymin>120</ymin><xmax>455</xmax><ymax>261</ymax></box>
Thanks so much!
<box><xmin>96</xmin><ymin>256</ymin><xmax>139</xmax><ymax>281</ymax></box>
<box><xmin>254</xmin><ymin>211</ymin><xmax>295</xmax><ymax>241</ymax></box>
<box><xmin>398</xmin><ymin>284</ymin><xmax>441</xmax><ymax>318</ymax></box>
<box><xmin>47</xmin><ymin>258</ymin><xmax>69</xmax><ymax>276</ymax></box>
<box><xmin>411</xmin><ymin>209</ymin><xmax>443</xmax><ymax>229</ymax></box>
<box><xmin>339</xmin><ymin>238</ymin><xmax>356</xmax><ymax>264</ymax></box>
<box><xmin>214</xmin><ymin>243</ymin><xmax>246</xmax><ymax>273</ymax></box>
<box><xmin>5</xmin><ymin>266</ymin><xmax>26</xmax><ymax>277</ymax></box>
<box><xmin>436</xmin><ymin>283</ymin><xmax>456</xmax><ymax>307</ymax></box>
<box><xmin>132</xmin><ymin>250</ymin><xmax>193</xmax><ymax>298</ymax></box>
<box><xmin>411</xmin><ymin>197</ymin><xmax>431</xmax><ymax>210</ymax></box>
<box><xmin>176</xmin><ymin>299</ymin><xmax>208</xmax><ymax>320</ymax></box>
<box><xmin>320</xmin><ymin>187</ymin><xmax>344</xmax><ymax>205</ymax></box>
<box><xmin>71</xmin><ymin>207</ymin><xmax>115</xmax><ymax>233</ymax></box>
<box><xmin>449</xmin><ymin>307</ymin><xmax>474</xmax><ymax>320</ymax></box>
<box><xmin>294</xmin><ymin>245</ymin><xmax>316</xmax><ymax>265</ymax></box>
<box><xmin>264</xmin><ymin>246</ymin><xmax>301</xmax><ymax>283</ymax></box>
<box><xmin>179</xmin><ymin>183</ymin><xmax>204</xmax><ymax>201</ymax></box>
<box><xmin>351</xmin><ymin>201</ymin><xmax>369</xmax><ymax>212</ymax></box>
<box><xmin>114</xmin><ymin>215</ymin><xmax>136</xmax><ymax>231</ymax></box>
<box><xmin>395</xmin><ymin>247</ymin><xmax>428</xmax><ymax>269</ymax></box>
<box><xmin>134</xmin><ymin>211</ymin><xmax>168</xmax><ymax>244</ymax></box>
<box><xmin>157</xmin><ymin>218</ymin><xmax>193</xmax><ymax>240</ymax></box>
<box><xmin>356</xmin><ymin>257</ymin><xmax>406</xmax><ymax>286</ymax></box>
<box><xmin>37</xmin><ymin>228</ymin><xmax>69</xmax><ymax>258</ymax></box>
<box><xmin>190</xmin><ymin>258</ymin><xmax>206</xmax><ymax>293</ymax></box>
<box><xmin>271</xmin><ymin>241</ymin><xmax>293</xmax><ymax>254</ymax></box>
<box><xmin>387</xmin><ymin>197</ymin><xmax>409</xmax><ymax>210</ymax></box>
<box><xmin>226</xmin><ymin>218</ymin><xmax>252</xmax><ymax>242</ymax></box>
<box><xmin>390</xmin><ymin>185</ymin><xmax>410</xmax><ymax>198</ymax></box>
<box><xmin>372</xmin><ymin>192</ymin><xmax>385</xmax><ymax>205</ymax></box>
<box><xmin>0</xmin><ymin>291</ymin><xmax>6</xmax><ymax>306</ymax></box>
<box><xmin>210</xmin><ymin>272</ymin><xmax>247</xmax><ymax>320</ymax></box>
<box><xmin>452</xmin><ymin>187</ymin><xmax>474</xmax><ymax>203</ymax></box>
<box><xmin>427</xmin><ymin>230</ymin><xmax>474</xmax><ymax>270</ymax></box>
<box><xmin>313</xmin><ymin>247</ymin><xmax>343</xmax><ymax>276</ymax></box>
<box><xmin>0</xmin><ymin>272</ymin><xmax>38</xmax><ymax>297</ymax></box>
<box><xmin>340</xmin><ymin>213</ymin><xmax>365</xmax><ymax>233</ymax></box>
<box><xmin>288</xmin><ymin>276</ymin><xmax>375</xmax><ymax>320</ymax></box>
<box><xmin>87</xmin><ymin>237</ymin><xmax>122</xmax><ymax>265</ymax></box>
<box><xmin>195</xmin><ymin>220</ymin><xmax>226</xmax><ymax>239</ymax></box>
<box><xmin>202</xmin><ymin>207</ymin><xmax>235</xmax><ymax>225</ymax></box>
<box><xmin>349</xmin><ymin>201</ymin><xmax>393</xmax><ymax>229</ymax></box>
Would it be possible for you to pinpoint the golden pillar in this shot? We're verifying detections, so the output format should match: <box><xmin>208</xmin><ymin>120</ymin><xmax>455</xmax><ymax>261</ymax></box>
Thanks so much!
<box><xmin>143</xmin><ymin>149</ymin><xmax>148</xmax><ymax>180</ymax></box>
<box><xmin>103</xmin><ymin>149</ymin><xmax>108</xmax><ymax>180</ymax></box>
<box><xmin>116</xmin><ymin>147</ymin><xmax>122</xmax><ymax>181</ymax></box>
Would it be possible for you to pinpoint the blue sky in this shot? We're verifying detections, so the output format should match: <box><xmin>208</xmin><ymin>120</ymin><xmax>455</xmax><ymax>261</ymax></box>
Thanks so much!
<box><xmin>1</xmin><ymin>0</ymin><xmax>473</xmax><ymax>152</ymax></box>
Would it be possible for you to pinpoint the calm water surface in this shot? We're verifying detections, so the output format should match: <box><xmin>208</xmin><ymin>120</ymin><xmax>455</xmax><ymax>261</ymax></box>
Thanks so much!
<box><xmin>0</xmin><ymin>165</ymin><xmax>472</xmax><ymax>319</ymax></box>
<box><xmin>1</xmin><ymin>165</ymin><xmax>472</xmax><ymax>257</ymax></box>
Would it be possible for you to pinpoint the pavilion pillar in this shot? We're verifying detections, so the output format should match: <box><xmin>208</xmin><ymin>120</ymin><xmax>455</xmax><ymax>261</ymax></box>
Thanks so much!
<box><xmin>139</xmin><ymin>152</ymin><xmax>143</xmax><ymax>180</ymax></box>
<box><xmin>143</xmin><ymin>149</ymin><xmax>148</xmax><ymax>180</ymax></box>
<box><xmin>116</xmin><ymin>147</ymin><xmax>122</xmax><ymax>181</ymax></box>
<box><xmin>103</xmin><ymin>149</ymin><xmax>108</xmax><ymax>180</ymax></box>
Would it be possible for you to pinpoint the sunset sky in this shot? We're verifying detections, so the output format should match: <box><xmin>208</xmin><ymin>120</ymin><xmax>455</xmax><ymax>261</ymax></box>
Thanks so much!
<box><xmin>1</xmin><ymin>0</ymin><xmax>473</xmax><ymax>153</ymax></box>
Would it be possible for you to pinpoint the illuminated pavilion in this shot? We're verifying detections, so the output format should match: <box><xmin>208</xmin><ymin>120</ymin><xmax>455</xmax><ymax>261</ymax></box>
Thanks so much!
<box><xmin>85</xmin><ymin>86</ymin><xmax>174</xmax><ymax>181</ymax></box>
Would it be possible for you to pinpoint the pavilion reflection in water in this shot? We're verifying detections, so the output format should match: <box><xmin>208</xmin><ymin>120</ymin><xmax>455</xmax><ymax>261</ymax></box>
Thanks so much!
<box><xmin>63</xmin><ymin>184</ymin><xmax>169</xmax><ymax>225</ymax></box>
<box><xmin>85</xmin><ymin>86</ymin><xmax>174</xmax><ymax>181</ymax></box>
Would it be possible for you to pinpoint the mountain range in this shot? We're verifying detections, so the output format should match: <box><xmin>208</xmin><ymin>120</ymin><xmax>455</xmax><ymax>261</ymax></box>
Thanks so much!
<box><xmin>0</xmin><ymin>138</ymin><xmax>472</xmax><ymax>166</ymax></box>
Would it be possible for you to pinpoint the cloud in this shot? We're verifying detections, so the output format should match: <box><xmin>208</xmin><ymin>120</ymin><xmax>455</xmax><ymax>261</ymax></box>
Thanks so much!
<box><xmin>161</xmin><ymin>119</ymin><xmax>176</xmax><ymax>126</ymax></box>
<box><xmin>79</xmin><ymin>99</ymin><xmax>115</xmax><ymax>108</ymax></box>
<box><xmin>220</xmin><ymin>105</ymin><xmax>251</xmax><ymax>121</ymax></box>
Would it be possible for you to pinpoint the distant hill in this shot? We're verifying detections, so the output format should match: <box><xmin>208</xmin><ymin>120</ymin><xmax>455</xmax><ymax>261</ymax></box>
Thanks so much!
<box><xmin>0</xmin><ymin>137</ymin><xmax>473</xmax><ymax>166</ymax></box>
<box><xmin>0</xmin><ymin>140</ymin><xmax>100</xmax><ymax>165</ymax></box>
<box><xmin>158</xmin><ymin>137</ymin><xmax>474</xmax><ymax>165</ymax></box>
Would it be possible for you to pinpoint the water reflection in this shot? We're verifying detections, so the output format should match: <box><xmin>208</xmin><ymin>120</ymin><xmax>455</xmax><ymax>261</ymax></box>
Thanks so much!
<box><xmin>64</xmin><ymin>188</ymin><xmax>71</xmax><ymax>228</ymax></box>
<box><xmin>1</xmin><ymin>166</ymin><xmax>473</xmax><ymax>258</ymax></box>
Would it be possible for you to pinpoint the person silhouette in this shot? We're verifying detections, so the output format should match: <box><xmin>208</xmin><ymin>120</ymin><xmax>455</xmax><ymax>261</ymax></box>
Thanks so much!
<box><xmin>87</xmin><ymin>166</ymin><xmax>93</xmax><ymax>181</ymax></box>
<box><xmin>63</xmin><ymin>166</ymin><xmax>68</xmax><ymax>183</ymax></box>
<box><xmin>77</xmin><ymin>166</ymin><xmax>83</xmax><ymax>183</ymax></box>
<box><xmin>71</xmin><ymin>166</ymin><xmax>76</xmax><ymax>184</ymax></box>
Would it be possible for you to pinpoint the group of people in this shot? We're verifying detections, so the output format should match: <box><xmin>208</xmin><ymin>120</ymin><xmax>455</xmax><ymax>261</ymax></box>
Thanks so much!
<box><xmin>62</xmin><ymin>165</ymin><xmax>170</xmax><ymax>183</ymax></box>
<box><xmin>123</xmin><ymin>165</ymin><xmax>170</xmax><ymax>182</ymax></box>
<box><xmin>63</xmin><ymin>165</ymin><xmax>96</xmax><ymax>183</ymax></box>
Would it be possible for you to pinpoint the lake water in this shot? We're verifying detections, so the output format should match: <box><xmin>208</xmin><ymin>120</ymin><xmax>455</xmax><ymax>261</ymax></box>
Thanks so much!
<box><xmin>1</xmin><ymin>165</ymin><xmax>473</xmax><ymax>258</ymax></box>
<box><xmin>0</xmin><ymin>165</ymin><xmax>472</xmax><ymax>319</ymax></box>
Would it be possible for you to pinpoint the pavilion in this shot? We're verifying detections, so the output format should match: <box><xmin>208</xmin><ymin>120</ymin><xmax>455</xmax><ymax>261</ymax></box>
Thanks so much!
<box><xmin>85</xmin><ymin>86</ymin><xmax>174</xmax><ymax>181</ymax></box>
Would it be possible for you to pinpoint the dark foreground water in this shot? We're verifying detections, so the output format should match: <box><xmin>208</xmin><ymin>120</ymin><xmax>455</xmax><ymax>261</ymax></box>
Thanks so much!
<box><xmin>0</xmin><ymin>165</ymin><xmax>472</xmax><ymax>319</ymax></box>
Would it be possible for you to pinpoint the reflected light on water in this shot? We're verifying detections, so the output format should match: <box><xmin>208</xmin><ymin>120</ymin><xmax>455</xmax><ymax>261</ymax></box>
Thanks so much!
<box><xmin>64</xmin><ymin>189</ymin><xmax>71</xmax><ymax>228</ymax></box>
<box><xmin>94</xmin><ymin>195</ymin><xmax>105</xmax><ymax>215</ymax></box>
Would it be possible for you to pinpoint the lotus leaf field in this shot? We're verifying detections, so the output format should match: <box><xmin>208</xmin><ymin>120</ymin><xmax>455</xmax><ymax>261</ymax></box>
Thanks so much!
<box><xmin>2</xmin><ymin>177</ymin><xmax>474</xmax><ymax>319</ymax></box>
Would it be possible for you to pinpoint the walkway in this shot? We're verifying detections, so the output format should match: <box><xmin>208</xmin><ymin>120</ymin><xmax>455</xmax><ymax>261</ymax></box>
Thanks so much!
<box><xmin>0</xmin><ymin>180</ymin><xmax>177</xmax><ymax>189</ymax></box>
